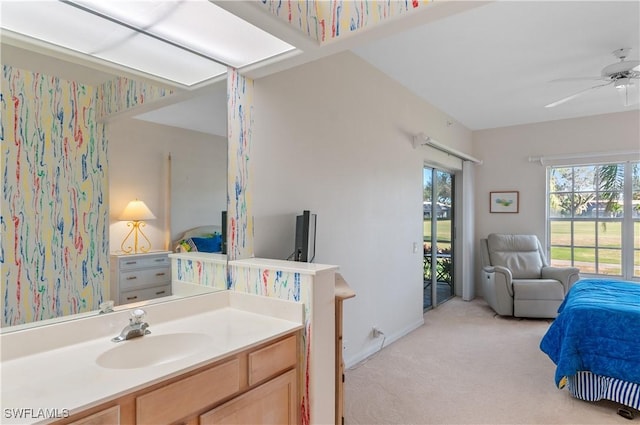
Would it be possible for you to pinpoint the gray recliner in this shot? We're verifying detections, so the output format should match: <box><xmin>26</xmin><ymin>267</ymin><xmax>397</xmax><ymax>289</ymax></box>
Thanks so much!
<box><xmin>480</xmin><ymin>234</ymin><xmax>580</xmax><ymax>318</ymax></box>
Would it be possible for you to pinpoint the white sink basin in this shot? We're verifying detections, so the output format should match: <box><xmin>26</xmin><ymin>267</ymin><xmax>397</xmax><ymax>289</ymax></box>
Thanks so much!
<box><xmin>96</xmin><ymin>333</ymin><xmax>213</xmax><ymax>369</ymax></box>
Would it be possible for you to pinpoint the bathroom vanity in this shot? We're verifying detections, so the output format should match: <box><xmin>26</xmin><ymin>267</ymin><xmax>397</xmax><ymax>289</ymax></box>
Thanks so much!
<box><xmin>0</xmin><ymin>291</ymin><xmax>303</xmax><ymax>425</ymax></box>
<box><xmin>172</xmin><ymin>254</ymin><xmax>341</xmax><ymax>425</ymax></box>
<box><xmin>56</xmin><ymin>333</ymin><xmax>298</xmax><ymax>424</ymax></box>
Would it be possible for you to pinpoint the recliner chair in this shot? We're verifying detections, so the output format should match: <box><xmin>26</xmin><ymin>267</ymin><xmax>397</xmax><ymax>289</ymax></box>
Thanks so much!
<box><xmin>480</xmin><ymin>233</ymin><xmax>580</xmax><ymax>318</ymax></box>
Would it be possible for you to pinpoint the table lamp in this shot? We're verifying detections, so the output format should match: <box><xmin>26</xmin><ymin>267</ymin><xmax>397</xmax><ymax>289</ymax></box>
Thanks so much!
<box><xmin>119</xmin><ymin>199</ymin><xmax>156</xmax><ymax>254</ymax></box>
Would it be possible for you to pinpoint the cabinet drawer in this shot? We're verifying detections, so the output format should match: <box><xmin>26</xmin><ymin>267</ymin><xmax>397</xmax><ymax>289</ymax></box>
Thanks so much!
<box><xmin>68</xmin><ymin>406</ymin><xmax>119</xmax><ymax>425</ymax></box>
<box><xmin>248</xmin><ymin>335</ymin><xmax>297</xmax><ymax>386</ymax></box>
<box><xmin>120</xmin><ymin>284</ymin><xmax>171</xmax><ymax>304</ymax></box>
<box><xmin>119</xmin><ymin>255</ymin><xmax>170</xmax><ymax>270</ymax></box>
<box><xmin>120</xmin><ymin>267</ymin><xmax>170</xmax><ymax>291</ymax></box>
<box><xmin>137</xmin><ymin>358</ymin><xmax>240</xmax><ymax>425</ymax></box>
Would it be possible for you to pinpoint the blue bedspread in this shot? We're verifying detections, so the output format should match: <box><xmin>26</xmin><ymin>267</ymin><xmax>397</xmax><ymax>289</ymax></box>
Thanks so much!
<box><xmin>539</xmin><ymin>278</ymin><xmax>640</xmax><ymax>387</ymax></box>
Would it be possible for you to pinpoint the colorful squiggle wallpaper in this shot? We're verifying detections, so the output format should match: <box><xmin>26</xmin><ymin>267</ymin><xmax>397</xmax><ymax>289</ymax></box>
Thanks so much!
<box><xmin>1</xmin><ymin>65</ymin><xmax>108</xmax><ymax>327</ymax></box>
<box><xmin>95</xmin><ymin>76</ymin><xmax>174</xmax><ymax>121</ymax></box>
<box><xmin>173</xmin><ymin>257</ymin><xmax>227</xmax><ymax>290</ymax></box>
<box><xmin>260</xmin><ymin>0</ymin><xmax>430</xmax><ymax>43</ymax></box>
<box><xmin>227</xmin><ymin>68</ymin><xmax>254</xmax><ymax>263</ymax></box>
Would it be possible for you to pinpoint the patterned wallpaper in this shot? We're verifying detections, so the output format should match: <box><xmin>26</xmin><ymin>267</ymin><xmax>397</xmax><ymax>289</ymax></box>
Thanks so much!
<box><xmin>226</xmin><ymin>68</ymin><xmax>254</xmax><ymax>264</ymax></box>
<box><xmin>1</xmin><ymin>63</ymin><xmax>176</xmax><ymax>326</ymax></box>
<box><xmin>260</xmin><ymin>0</ymin><xmax>430</xmax><ymax>43</ymax></box>
<box><xmin>1</xmin><ymin>65</ymin><xmax>108</xmax><ymax>326</ymax></box>
<box><xmin>95</xmin><ymin>76</ymin><xmax>174</xmax><ymax>121</ymax></box>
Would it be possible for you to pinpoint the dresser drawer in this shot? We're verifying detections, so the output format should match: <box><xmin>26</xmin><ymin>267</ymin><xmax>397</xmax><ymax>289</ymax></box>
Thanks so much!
<box><xmin>248</xmin><ymin>335</ymin><xmax>297</xmax><ymax>386</ymax></box>
<box><xmin>120</xmin><ymin>284</ymin><xmax>171</xmax><ymax>304</ymax></box>
<box><xmin>119</xmin><ymin>255</ymin><xmax>170</xmax><ymax>270</ymax></box>
<box><xmin>119</xmin><ymin>267</ymin><xmax>170</xmax><ymax>291</ymax></box>
<box><xmin>136</xmin><ymin>358</ymin><xmax>240</xmax><ymax>424</ymax></box>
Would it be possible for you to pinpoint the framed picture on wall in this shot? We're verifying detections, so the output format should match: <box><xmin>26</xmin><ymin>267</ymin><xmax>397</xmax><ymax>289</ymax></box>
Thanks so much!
<box><xmin>490</xmin><ymin>191</ymin><xmax>519</xmax><ymax>213</ymax></box>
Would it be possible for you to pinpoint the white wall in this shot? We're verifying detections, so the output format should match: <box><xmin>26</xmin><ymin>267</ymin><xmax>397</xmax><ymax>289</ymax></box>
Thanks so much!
<box><xmin>472</xmin><ymin>110</ymin><xmax>640</xmax><ymax>293</ymax></box>
<box><xmin>252</xmin><ymin>51</ymin><xmax>472</xmax><ymax>367</ymax></box>
<box><xmin>108</xmin><ymin>118</ymin><xmax>227</xmax><ymax>253</ymax></box>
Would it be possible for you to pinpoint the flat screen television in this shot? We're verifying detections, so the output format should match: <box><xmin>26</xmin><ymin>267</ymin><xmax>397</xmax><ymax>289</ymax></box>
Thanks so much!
<box><xmin>294</xmin><ymin>210</ymin><xmax>316</xmax><ymax>262</ymax></box>
<box><xmin>221</xmin><ymin>210</ymin><xmax>227</xmax><ymax>255</ymax></box>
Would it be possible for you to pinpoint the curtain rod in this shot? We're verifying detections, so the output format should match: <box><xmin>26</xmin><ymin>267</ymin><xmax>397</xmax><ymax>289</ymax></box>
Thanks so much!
<box><xmin>412</xmin><ymin>133</ymin><xmax>482</xmax><ymax>164</ymax></box>
<box><xmin>528</xmin><ymin>150</ymin><xmax>640</xmax><ymax>165</ymax></box>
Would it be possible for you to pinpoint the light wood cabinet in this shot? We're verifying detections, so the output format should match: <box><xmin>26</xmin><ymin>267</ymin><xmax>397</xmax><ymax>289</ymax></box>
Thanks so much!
<box><xmin>53</xmin><ymin>332</ymin><xmax>299</xmax><ymax>425</ymax></box>
<box><xmin>110</xmin><ymin>251</ymin><xmax>172</xmax><ymax>305</ymax></box>
<box><xmin>335</xmin><ymin>273</ymin><xmax>355</xmax><ymax>425</ymax></box>
<box><xmin>200</xmin><ymin>369</ymin><xmax>297</xmax><ymax>425</ymax></box>
<box><xmin>248</xmin><ymin>335</ymin><xmax>297</xmax><ymax>386</ymax></box>
<box><xmin>67</xmin><ymin>406</ymin><xmax>120</xmax><ymax>425</ymax></box>
<box><xmin>136</xmin><ymin>359</ymin><xmax>240</xmax><ymax>424</ymax></box>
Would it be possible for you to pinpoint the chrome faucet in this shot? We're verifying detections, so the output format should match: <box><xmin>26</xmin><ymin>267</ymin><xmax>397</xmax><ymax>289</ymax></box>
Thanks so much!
<box><xmin>112</xmin><ymin>309</ymin><xmax>151</xmax><ymax>342</ymax></box>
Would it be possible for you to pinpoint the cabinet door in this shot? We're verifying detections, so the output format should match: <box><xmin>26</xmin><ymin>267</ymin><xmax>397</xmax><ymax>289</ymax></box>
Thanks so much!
<box><xmin>200</xmin><ymin>369</ymin><xmax>297</xmax><ymax>425</ymax></box>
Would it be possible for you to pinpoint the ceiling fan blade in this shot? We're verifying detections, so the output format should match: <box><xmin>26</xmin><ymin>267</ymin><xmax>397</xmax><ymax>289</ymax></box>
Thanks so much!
<box><xmin>545</xmin><ymin>81</ymin><xmax>613</xmax><ymax>108</ymax></box>
<box><xmin>602</xmin><ymin>59</ymin><xmax>640</xmax><ymax>75</ymax></box>
<box><xmin>549</xmin><ymin>76</ymin><xmax>604</xmax><ymax>83</ymax></box>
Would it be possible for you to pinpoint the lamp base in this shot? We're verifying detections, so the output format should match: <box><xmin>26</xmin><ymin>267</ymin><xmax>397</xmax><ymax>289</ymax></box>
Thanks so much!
<box><xmin>121</xmin><ymin>221</ymin><xmax>152</xmax><ymax>254</ymax></box>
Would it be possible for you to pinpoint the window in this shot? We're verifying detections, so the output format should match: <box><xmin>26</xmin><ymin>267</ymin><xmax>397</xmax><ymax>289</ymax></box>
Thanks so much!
<box><xmin>547</xmin><ymin>162</ymin><xmax>639</xmax><ymax>280</ymax></box>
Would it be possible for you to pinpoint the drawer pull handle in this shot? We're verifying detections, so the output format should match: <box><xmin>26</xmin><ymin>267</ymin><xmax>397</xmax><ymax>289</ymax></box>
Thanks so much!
<box><xmin>126</xmin><ymin>276</ymin><xmax>138</xmax><ymax>280</ymax></box>
<box><xmin>155</xmin><ymin>272</ymin><xmax>166</xmax><ymax>277</ymax></box>
<box><xmin>125</xmin><ymin>261</ymin><xmax>137</xmax><ymax>265</ymax></box>
<box><xmin>126</xmin><ymin>296</ymin><xmax>138</xmax><ymax>301</ymax></box>
<box><xmin>155</xmin><ymin>290</ymin><xmax>166</xmax><ymax>295</ymax></box>
<box><xmin>154</xmin><ymin>259</ymin><xmax>165</xmax><ymax>262</ymax></box>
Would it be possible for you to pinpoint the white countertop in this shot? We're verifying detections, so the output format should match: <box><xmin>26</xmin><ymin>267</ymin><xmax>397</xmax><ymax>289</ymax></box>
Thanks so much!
<box><xmin>0</xmin><ymin>291</ymin><xmax>303</xmax><ymax>424</ymax></box>
<box><xmin>230</xmin><ymin>257</ymin><xmax>338</xmax><ymax>275</ymax></box>
<box><xmin>169</xmin><ymin>251</ymin><xmax>227</xmax><ymax>264</ymax></box>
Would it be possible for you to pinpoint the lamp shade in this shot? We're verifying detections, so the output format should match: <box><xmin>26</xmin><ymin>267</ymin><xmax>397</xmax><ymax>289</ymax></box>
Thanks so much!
<box><xmin>119</xmin><ymin>200</ymin><xmax>156</xmax><ymax>221</ymax></box>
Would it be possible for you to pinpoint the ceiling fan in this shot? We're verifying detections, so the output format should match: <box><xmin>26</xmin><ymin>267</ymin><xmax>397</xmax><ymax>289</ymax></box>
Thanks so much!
<box><xmin>545</xmin><ymin>48</ymin><xmax>640</xmax><ymax>108</ymax></box>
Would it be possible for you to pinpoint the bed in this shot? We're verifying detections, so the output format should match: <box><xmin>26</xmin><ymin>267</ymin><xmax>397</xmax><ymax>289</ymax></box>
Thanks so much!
<box><xmin>539</xmin><ymin>278</ymin><xmax>640</xmax><ymax>410</ymax></box>
<box><xmin>174</xmin><ymin>225</ymin><xmax>223</xmax><ymax>253</ymax></box>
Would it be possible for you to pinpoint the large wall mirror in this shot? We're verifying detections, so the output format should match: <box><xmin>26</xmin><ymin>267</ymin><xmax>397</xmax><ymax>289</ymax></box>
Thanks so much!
<box><xmin>108</xmin><ymin>80</ymin><xmax>228</xmax><ymax>259</ymax></box>
<box><xmin>1</xmin><ymin>39</ymin><xmax>227</xmax><ymax>331</ymax></box>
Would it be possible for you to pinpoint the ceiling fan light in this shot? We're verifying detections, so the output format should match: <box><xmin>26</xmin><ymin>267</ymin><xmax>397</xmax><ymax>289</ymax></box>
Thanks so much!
<box><xmin>614</xmin><ymin>77</ymin><xmax>630</xmax><ymax>89</ymax></box>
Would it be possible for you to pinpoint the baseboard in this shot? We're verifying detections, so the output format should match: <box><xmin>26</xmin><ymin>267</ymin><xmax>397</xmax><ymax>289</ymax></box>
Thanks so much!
<box><xmin>343</xmin><ymin>317</ymin><xmax>425</xmax><ymax>369</ymax></box>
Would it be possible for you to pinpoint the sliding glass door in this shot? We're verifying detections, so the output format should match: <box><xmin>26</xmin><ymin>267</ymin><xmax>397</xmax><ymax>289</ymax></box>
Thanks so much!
<box><xmin>423</xmin><ymin>167</ymin><xmax>455</xmax><ymax>310</ymax></box>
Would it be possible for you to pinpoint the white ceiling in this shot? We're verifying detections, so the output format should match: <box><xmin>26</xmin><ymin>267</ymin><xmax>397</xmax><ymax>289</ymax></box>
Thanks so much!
<box><xmin>134</xmin><ymin>81</ymin><xmax>228</xmax><ymax>137</ymax></box>
<box><xmin>181</xmin><ymin>0</ymin><xmax>640</xmax><ymax>132</ymax></box>
<box><xmin>3</xmin><ymin>1</ymin><xmax>639</xmax><ymax>134</ymax></box>
<box><xmin>351</xmin><ymin>1</ymin><xmax>640</xmax><ymax>130</ymax></box>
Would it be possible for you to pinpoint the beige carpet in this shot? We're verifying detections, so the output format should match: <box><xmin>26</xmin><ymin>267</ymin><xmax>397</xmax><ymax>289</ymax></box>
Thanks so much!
<box><xmin>344</xmin><ymin>297</ymin><xmax>635</xmax><ymax>425</ymax></box>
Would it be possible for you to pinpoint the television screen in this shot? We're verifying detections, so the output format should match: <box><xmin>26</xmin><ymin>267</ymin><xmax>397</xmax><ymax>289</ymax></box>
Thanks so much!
<box><xmin>294</xmin><ymin>210</ymin><xmax>316</xmax><ymax>262</ymax></box>
<box><xmin>221</xmin><ymin>210</ymin><xmax>227</xmax><ymax>255</ymax></box>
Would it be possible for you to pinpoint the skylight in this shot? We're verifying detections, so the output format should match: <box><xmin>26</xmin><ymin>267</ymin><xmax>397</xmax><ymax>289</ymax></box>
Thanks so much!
<box><xmin>0</xmin><ymin>0</ymin><xmax>296</xmax><ymax>87</ymax></box>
